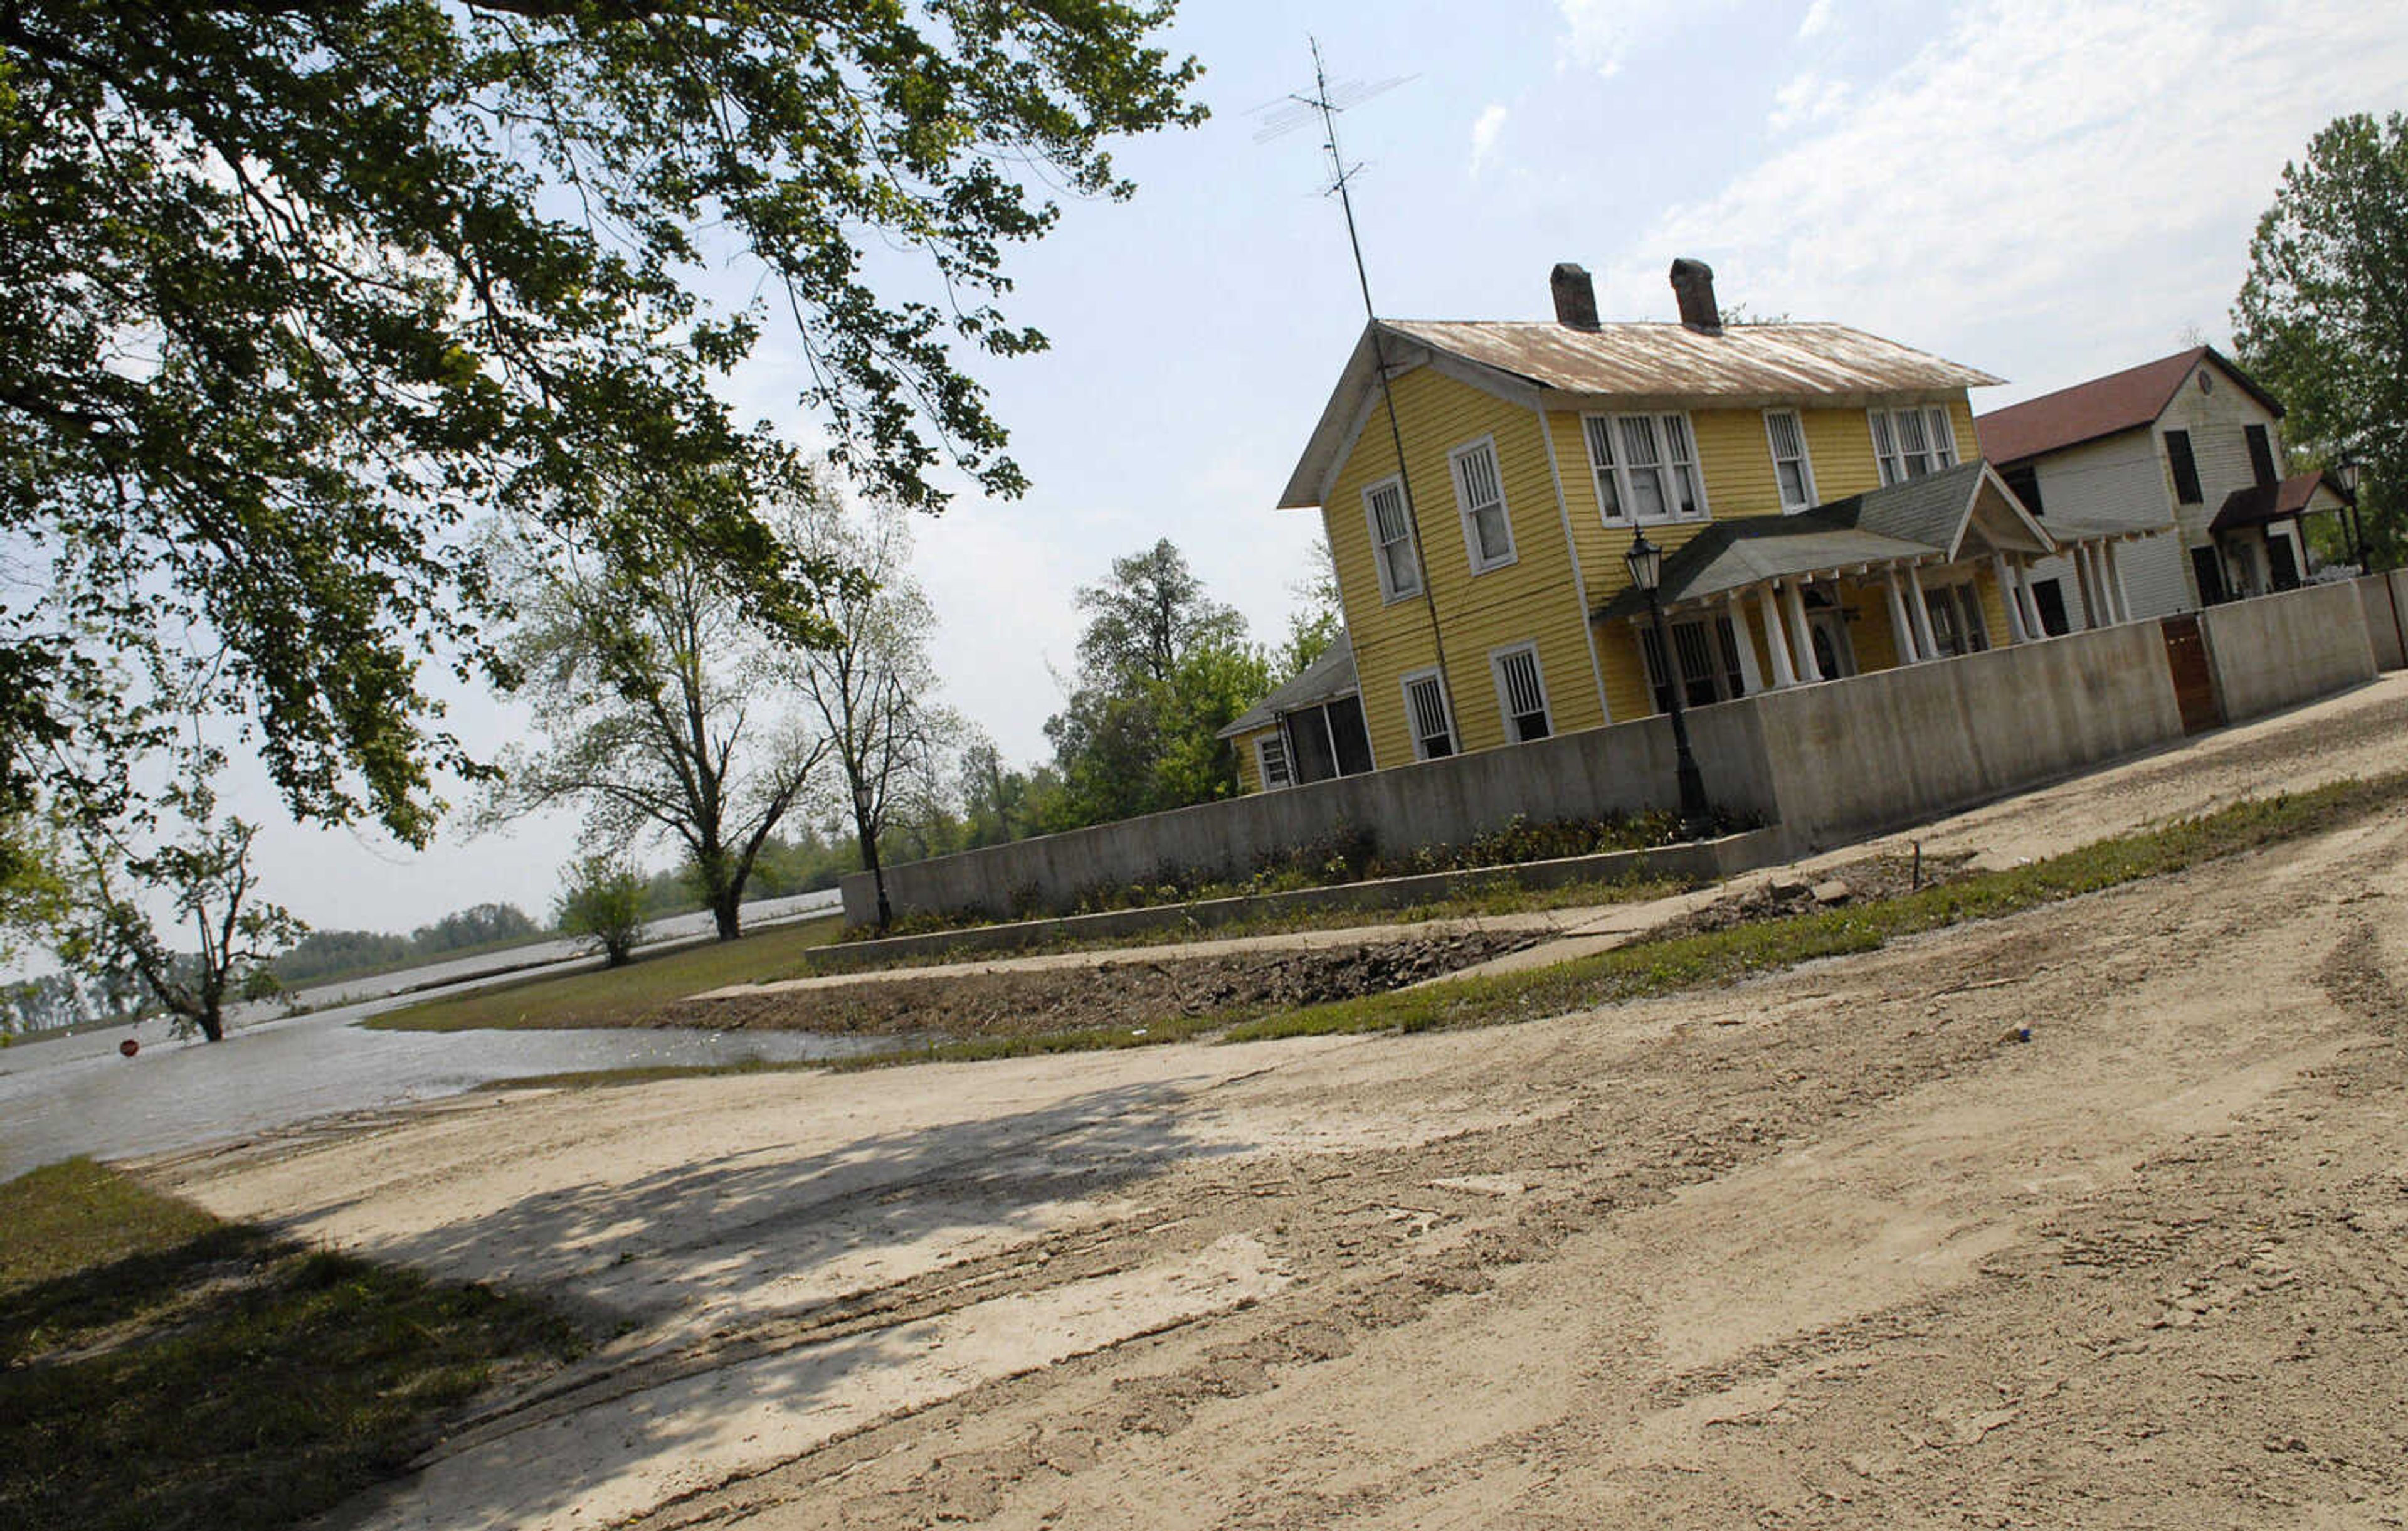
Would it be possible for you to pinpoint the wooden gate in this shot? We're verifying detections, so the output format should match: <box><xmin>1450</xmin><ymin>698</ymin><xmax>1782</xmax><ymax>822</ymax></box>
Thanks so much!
<box><xmin>2162</xmin><ymin>614</ymin><xmax>2221</xmax><ymax>734</ymax></box>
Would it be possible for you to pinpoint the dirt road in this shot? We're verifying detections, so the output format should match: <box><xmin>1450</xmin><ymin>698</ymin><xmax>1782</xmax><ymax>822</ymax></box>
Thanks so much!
<box><xmin>147</xmin><ymin>682</ymin><xmax>2408</xmax><ymax>1530</ymax></box>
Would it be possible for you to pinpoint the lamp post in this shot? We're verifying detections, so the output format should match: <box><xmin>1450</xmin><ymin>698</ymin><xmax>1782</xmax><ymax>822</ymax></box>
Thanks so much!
<box><xmin>2336</xmin><ymin>455</ymin><xmax>2367</xmax><ymax>569</ymax></box>
<box><xmin>1625</xmin><ymin>527</ymin><xmax>1713</xmax><ymax>840</ymax></box>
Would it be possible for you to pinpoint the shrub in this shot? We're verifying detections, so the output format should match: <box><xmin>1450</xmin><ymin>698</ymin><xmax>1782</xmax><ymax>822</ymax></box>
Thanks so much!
<box><xmin>554</xmin><ymin>854</ymin><xmax>646</xmax><ymax>967</ymax></box>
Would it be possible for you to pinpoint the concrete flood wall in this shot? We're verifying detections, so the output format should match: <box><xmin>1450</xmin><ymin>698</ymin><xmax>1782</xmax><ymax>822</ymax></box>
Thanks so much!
<box><xmin>2355</xmin><ymin>572</ymin><xmax>2408</xmax><ymax>672</ymax></box>
<box><xmin>1751</xmin><ymin>621</ymin><xmax>2185</xmax><ymax>849</ymax></box>
<box><xmin>845</xmin><ymin>587</ymin><xmax>2385</xmax><ymax>926</ymax></box>
<box><xmin>2199</xmin><ymin>580</ymin><xmax>2378</xmax><ymax>724</ymax></box>
<box><xmin>846</xmin><ymin>702</ymin><xmax>1784</xmax><ymax>925</ymax></box>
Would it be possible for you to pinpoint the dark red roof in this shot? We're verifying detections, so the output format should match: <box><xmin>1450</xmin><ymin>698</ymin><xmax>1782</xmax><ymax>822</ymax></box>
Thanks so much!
<box><xmin>1974</xmin><ymin>347</ymin><xmax>2284</xmax><ymax>467</ymax></box>
<box><xmin>2211</xmin><ymin>470</ymin><xmax>2341</xmax><ymax>532</ymax></box>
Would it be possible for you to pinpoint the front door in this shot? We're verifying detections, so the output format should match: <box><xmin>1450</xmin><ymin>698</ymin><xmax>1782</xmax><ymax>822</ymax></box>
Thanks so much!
<box><xmin>1807</xmin><ymin>608</ymin><xmax>1857</xmax><ymax>679</ymax></box>
<box><xmin>2268</xmin><ymin>532</ymin><xmax>2301</xmax><ymax>591</ymax></box>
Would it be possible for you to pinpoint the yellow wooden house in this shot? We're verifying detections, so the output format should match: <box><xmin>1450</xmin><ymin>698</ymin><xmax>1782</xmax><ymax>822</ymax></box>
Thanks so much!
<box><xmin>1229</xmin><ymin>259</ymin><xmax>2152</xmax><ymax>792</ymax></box>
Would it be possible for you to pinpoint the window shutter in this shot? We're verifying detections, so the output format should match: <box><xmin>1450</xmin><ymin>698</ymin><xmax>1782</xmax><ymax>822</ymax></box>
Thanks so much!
<box><xmin>2165</xmin><ymin>431</ymin><xmax>2202</xmax><ymax>504</ymax></box>
<box><xmin>2245</xmin><ymin>424</ymin><xmax>2278</xmax><ymax>488</ymax></box>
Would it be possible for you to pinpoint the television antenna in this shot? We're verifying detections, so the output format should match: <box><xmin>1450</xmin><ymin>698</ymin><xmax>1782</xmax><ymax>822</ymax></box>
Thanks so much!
<box><xmin>1250</xmin><ymin>40</ymin><xmax>1413</xmax><ymax>324</ymax></box>
<box><xmin>1253</xmin><ymin>41</ymin><xmax>1452</xmax><ymax>687</ymax></box>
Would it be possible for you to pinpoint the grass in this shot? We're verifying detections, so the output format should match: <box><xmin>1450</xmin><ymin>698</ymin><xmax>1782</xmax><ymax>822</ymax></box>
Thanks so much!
<box><xmin>0</xmin><ymin>1158</ymin><xmax>584</xmax><ymax>1531</ymax></box>
<box><xmin>369</xmin><ymin>911</ymin><xmax>846</xmax><ymax>1032</ymax></box>
<box><xmin>782</xmin><ymin>869</ymin><xmax>1692</xmax><ymax>979</ymax></box>
<box><xmin>1222</xmin><ymin>771</ymin><xmax>2408</xmax><ymax>1044</ymax></box>
<box><xmin>403</xmin><ymin>772</ymin><xmax>2408</xmax><ymax>1089</ymax></box>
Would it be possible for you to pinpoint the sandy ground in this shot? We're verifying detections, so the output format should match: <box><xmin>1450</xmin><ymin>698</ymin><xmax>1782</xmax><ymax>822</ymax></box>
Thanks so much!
<box><xmin>142</xmin><ymin>676</ymin><xmax>2408</xmax><ymax>1530</ymax></box>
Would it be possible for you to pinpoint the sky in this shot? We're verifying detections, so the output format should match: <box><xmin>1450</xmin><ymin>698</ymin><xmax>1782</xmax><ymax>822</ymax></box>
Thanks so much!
<box><xmin>190</xmin><ymin>0</ymin><xmax>2408</xmax><ymax>941</ymax></box>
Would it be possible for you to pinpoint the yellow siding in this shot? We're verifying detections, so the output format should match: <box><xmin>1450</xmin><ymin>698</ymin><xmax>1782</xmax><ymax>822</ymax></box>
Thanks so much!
<box><xmin>1975</xmin><ymin>566</ymin><xmax>2014</xmax><ymax>646</ymax></box>
<box><xmin>1850</xmin><ymin>580</ymin><xmax>1904</xmax><ymax>673</ymax></box>
<box><xmin>1323</xmin><ymin>366</ymin><xmax>1600</xmax><ymax>766</ymax></box>
<box><xmin>1230</xmin><ymin>726</ymin><xmax>1272</xmax><ymax>794</ymax></box>
<box><xmin>1324</xmin><ymin>382</ymin><xmax>1983</xmax><ymax>736</ymax></box>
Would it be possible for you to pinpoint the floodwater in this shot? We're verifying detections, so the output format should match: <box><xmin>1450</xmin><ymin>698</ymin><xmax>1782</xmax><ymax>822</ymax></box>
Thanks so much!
<box><xmin>0</xmin><ymin>889</ymin><xmax>894</xmax><ymax>1180</ymax></box>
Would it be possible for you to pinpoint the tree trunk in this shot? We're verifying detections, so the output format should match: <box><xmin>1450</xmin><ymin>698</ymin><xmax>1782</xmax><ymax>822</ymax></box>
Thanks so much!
<box><xmin>855</xmin><ymin>810</ymin><xmax>892</xmax><ymax>931</ymax></box>
<box><xmin>196</xmin><ymin>1005</ymin><xmax>224</xmax><ymax>1043</ymax></box>
<box><xmin>712</xmin><ymin>885</ymin><xmax>742</xmax><ymax>941</ymax></box>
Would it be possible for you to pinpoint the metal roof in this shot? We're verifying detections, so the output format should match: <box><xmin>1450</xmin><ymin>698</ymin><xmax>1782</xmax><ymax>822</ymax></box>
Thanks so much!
<box><xmin>1974</xmin><ymin>346</ymin><xmax>2286</xmax><ymax>467</ymax></box>
<box><xmin>1281</xmin><ymin>319</ymin><xmax>2006</xmax><ymax>509</ymax></box>
<box><xmin>1217</xmin><ymin>632</ymin><xmax>1358</xmax><ymax>739</ymax></box>
<box><xmin>1385</xmin><ymin>320</ymin><xmax>2002</xmax><ymax>401</ymax></box>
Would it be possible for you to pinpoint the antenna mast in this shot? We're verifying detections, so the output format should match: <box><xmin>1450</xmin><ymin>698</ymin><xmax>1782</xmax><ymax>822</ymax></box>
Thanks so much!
<box><xmin>1259</xmin><ymin>40</ymin><xmax>1452</xmax><ymax>703</ymax></box>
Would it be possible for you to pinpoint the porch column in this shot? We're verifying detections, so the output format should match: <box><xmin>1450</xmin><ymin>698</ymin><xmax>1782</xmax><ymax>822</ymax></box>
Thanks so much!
<box><xmin>1726</xmin><ymin>592</ymin><xmax>1764</xmax><ymax>694</ymax></box>
<box><xmin>1883</xmin><ymin>566</ymin><xmax>1923</xmax><ymax>662</ymax></box>
<box><xmin>2104</xmin><ymin>540</ymin><xmax>2133</xmax><ymax>623</ymax></box>
<box><xmin>2017</xmin><ymin>559</ymin><xmax>2047</xmax><ymax>638</ymax></box>
<box><xmin>2073</xmin><ymin>544</ymin><xmax>2102</xmax><ymax>628</ymax></box>
<box><xmin>1756</xmin><ymin>585</ymin><xmax>1798</xmax><ymax>689</ymax></box>
<box><xmin>1906</xmin><ymin>563</ymin><xmax>1941</xmax><ymax>659</ymax></box>
<box><xmin>1992</xmin><ymin>554</ymin><xmax>2029</xmax><ymax>644</ymax></box>
<box><xmin>1782</xmin><ymin>578</ymin><xmax>1823</xmax><ymax>682</ymax></box>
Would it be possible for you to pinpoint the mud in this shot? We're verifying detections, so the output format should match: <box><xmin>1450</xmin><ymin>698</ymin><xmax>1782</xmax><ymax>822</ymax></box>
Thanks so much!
<box><xmin>659</xmin><ymin>930</ymin><xmax>1539</xmax><ymax>1039</ymax></box>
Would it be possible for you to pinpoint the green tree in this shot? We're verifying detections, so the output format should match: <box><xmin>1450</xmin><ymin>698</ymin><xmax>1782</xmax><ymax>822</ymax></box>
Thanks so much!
<box><xmin>1072</xmin><ymin>540</ymin><xmax>1246</xmax><ymax>687</ymax></box>
<box><xmin>487</xmin><ymin>477</ymin><xmax>835</xmax><ymax>941</ymax></box>
<box><xmin>1044</xmin><ymin>542</ymin><xmax>1266</xmax><ymax>827</ymax></box>
<box><xmin>2234</xmin><ymin>111</ymin><xmax>2408</xmax><ymax>565</ymax></box>
<box><xmin>1</xmin><ymin>1</ymin><xmax>1205</xmax><ymax>857</ymax></box>
<box><xmin>554</xmin><ymin>854</ymin><xmax>645</xmax><ymax>968</ymax></box>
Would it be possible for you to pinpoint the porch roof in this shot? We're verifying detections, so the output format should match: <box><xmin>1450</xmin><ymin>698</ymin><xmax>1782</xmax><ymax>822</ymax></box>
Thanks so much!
<box><xmin>2210</xmin><ymin>470</ymin><xmax>2349</xmax><ymax>533</ymax></box>
<box><xmin>1592</xmin><ymin>461</ymin><xmax>2054</xmax><ymax>619</ymax></box>
<box><xmin>1217</xmin><ymin>632</ymin><xmax>1358</xmax><ymax>739</ymax></box>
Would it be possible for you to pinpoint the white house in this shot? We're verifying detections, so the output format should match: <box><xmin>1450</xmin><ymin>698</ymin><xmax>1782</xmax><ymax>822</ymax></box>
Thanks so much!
<box><xmin>1976</xmin><ymin>347</ymin><xmax>2353</xmax><ymax>627</ymax></box>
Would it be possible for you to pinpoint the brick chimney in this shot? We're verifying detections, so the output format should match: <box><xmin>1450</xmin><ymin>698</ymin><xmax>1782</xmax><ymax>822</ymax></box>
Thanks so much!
<box><xmin>1669</xmin><ymin>258</ymin><xmax>1721</xmax><ymax>334</ymax></box>
<box><xmin>1550</xmin><ymin>262</ymin><xmax>1600</xmax><ymax>330</ymax></box>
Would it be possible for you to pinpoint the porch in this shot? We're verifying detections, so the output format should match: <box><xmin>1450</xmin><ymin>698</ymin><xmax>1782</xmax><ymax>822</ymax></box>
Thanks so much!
<box><xmin>1593</xmin><ymin>461</ymin><xmax>2160</xmax><ymax>713</ymax></box>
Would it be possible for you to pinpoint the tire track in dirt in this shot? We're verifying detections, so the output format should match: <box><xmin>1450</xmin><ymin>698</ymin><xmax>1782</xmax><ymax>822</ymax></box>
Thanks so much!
<box><xmin>618</xmin><ymin>813</ymin><xmax>2408</xmax><ymax>1531</ymax></box>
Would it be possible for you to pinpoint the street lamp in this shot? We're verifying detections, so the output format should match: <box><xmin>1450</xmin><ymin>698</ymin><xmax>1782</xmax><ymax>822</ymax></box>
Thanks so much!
<box><xmin>1624</xmin><ymin>527</ymin><xmax>1713</xmax><ymax>840</ymax></box>
<box><xmin>2335</xmin><ymin>455</ymin><xmax>2367</xmax><ymax>569</ymax></box>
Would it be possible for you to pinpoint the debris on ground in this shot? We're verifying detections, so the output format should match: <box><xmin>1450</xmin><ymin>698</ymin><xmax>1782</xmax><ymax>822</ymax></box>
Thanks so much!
<box><xmin>658</xmin><ymin>931</ymin><xmax>1541</xmax><ymax>1039</ymax></box>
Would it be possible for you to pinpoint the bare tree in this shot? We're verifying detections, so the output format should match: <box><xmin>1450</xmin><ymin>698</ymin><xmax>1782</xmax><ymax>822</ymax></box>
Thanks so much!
<box><xmin>48</xmin><ymin>747</ymin><xmax>305</xmax><ymax>1043</ymax></box>
<box><xmin>779</xmin><ymin>484</ymin><xmax>957</xmax><ymax>931</ymax></box>
<box><xmin>490</xmin><ymin>488</ymin><xmax>837</xmax><ymax>941</ymax></box>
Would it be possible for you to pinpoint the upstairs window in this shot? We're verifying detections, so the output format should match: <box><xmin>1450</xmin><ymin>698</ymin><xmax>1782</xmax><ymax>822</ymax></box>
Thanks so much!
<box><xmin>1449</xmin><ymin>437</ymin><xmax>1516</xmax><ymax>572</ymax></box>
<box><xmin>2245</xmin><ymin>423</ymin><xmax>2279</xmax><ymax>488</ymax></box>
<box><xmin>1402</xmin><ymin>669</ymin><xmax>1457</xmax><ymax>760</ymax></box>
<box><xmin>1363</xmin><ymin>477</ymin><xmax>1422</xmax><ymax>600</ymax></box>
<box><xmin>2002</xmin><ymin>464</ymin><xmax>2044</xmax><ymax>514</ymax></box>
<box><xmin>1871</xmin><ymin>405</ymin><xmax>1960</xmax><ymax>485</ymax></box>
<box><xmin>2164</xmin><ymin>430</ymin><xmax>2203</xmax><ymax>504</ymax></box>
<box><xmin>1764</xmin><ymin>409</ymin><xmax>1817</xmax><ymax>512</ymax></box>
<box><xmin>1490</xmin><ymin>643</ymin><xmax>1552</xmax><ymax>743</ymax></box>
<box><xmin>1585</xmin><ymin>412</ymin><xmax>1707</xmax><ymax>524</ymax></box>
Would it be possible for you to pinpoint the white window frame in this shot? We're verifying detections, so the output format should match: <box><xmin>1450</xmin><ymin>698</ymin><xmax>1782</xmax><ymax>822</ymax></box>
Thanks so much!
<box><xmin>1448</xmin><ymin>435</ymin><xmax>1518</xmax><ymax>573</ymax></box>
<box><xmin>1488</xmin><ymin>642</ymin><xmax>1553</xmax><ymax>744</ymax></box>
<box><xmin>1583</xmin><ymin>411</ymin><xmax>1709</xmax><ymax>526</ymax></box>
<box><xmin>1400</xmin><ymin>667</ymin><xmax>1458</xmax><ymax>761</ymax></box>
<box><xmin>1254</xmin><ymin>732</ymin><xmax>1293</xmax><ymax>791</ymax></box>
<box><xmin>1763</xmin><ymin>408</ymin><xmax>1817</xmax><ymax>514</ymax></box>
<box><xmin>1870</xmin><ymin>404</ymin><xmax>1962</xmax><ymax>486</ymax></box>
<box><xmin>1361</xmin><ymin>474</ymin><xmax>1421</xmax><ymax>603</ymax></box>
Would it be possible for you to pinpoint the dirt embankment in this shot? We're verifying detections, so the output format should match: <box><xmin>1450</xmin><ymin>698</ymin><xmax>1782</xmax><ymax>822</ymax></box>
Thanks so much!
<box><xmin>663</xmin><ymin>930</ymin><xmax>1538</xmax><ymax>1039</ymax></box>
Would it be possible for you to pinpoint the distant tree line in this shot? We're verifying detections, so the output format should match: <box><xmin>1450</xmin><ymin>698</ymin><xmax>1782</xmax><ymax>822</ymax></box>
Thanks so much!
<box><xmin>270</xmin><ymin>903</ymin><xmax>543</xmax><ymax>988</ymax></box>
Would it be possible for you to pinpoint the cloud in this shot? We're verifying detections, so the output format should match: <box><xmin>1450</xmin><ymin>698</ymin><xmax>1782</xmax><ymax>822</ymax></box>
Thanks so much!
<box><xmin>1766</xmin><ymin>72</ymin><xmax>1850</xmax><ymax>132</ymax></box>
<box><xmin>1556</xmin><ymin>0</ymin><xmax>1737</xmax><ymax>76</ymax></box>
<box><xmin>1796</xmin><ymin>0</ymin><xmax>1837</xmax><ymax>40</ymax></box>
<box><xmin>1602</xmin><ymin>0</ymin><xmax>2408</xmax><ymax>396</ymax></box>
<box><xmin>1470</xmin><ymin>103</ymin><xmax>1509</xmax><ymax>176</ymax></box>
